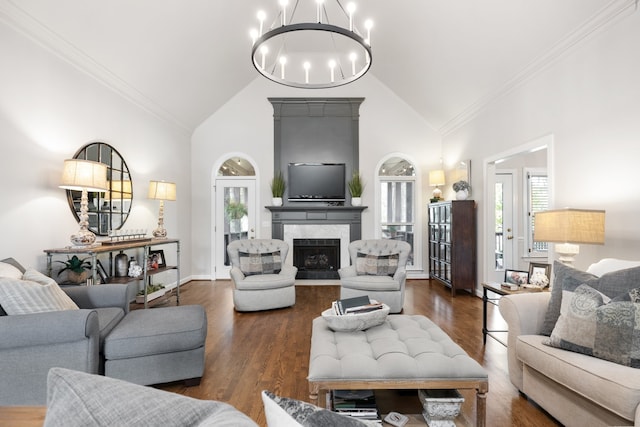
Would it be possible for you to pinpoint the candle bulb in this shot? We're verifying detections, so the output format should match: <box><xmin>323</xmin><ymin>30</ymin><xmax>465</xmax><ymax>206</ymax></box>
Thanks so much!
<box><xmin>316</xmin><ymin>0</ymin><xmax>324</xmax><ymax>23</ymax></box>
<box><xmin>250</xmin><ymin>28</ymin><xmax>258</xmax><ymax>45</ymax></box>
<box><xmin>365</xmin><ymin>19</ymin><xmax>373</xmax><ymax>45</ymax></box>
<box><xmin>329</xmin><ymin>59</ymin><xmax>336</xmax><ymax>83</ymax></box>
<box><xmin>279</xmin><ymin>56</ymin><xmax>287</xmax><ymax>79</ymax></box>
<box><xmin>257</xmin><ymin>10</ymin><xmax>266</xmax><ymax>36</ymax></box>
<box><xmin>260</xmin><ymin>46</ymin><xmax>269</xmax><ymax>70</ymax></box>
<box><xmin>279</xmin><ymin>0</ymin><xmax>288</xmax><ymax>26</ymax></box>
<box><xmin>347</xmin><ymin>3</ymin><xmax>356</xmax><ymax>32</ymax></box>
<box><xmin>303</xmin><ymin>62</ymin><xmax>311</xmax><ymax>84</ymax></box>
<box><xmin>349</xmin><ymin>53</ymin><xmax>357</xmax><ymax>76</ymax></box>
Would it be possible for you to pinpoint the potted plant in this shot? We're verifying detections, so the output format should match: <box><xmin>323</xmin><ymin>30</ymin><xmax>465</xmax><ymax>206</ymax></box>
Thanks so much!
<box><xmin>225</xmin><ymin>200</ymin><xmax>247</xmax><ymax>237</ymax></box>
<box><xmin>348</xmin><ymin>171</ymin><xmax>365</xmax><ymax>206</ymax></box>
<box><xmin>56</xmin><ymin>255</ymin><xmax>92</xmax><ymax>284</ymax></box>
<box><xmin>270</xmin><ymin>171</ymin><xmax>286</xmax><ymax>206</ymax></box>
<box><xmin>452</xmin><ymin>180</ymin><xmax>471</xmax><ymax>200</ymax></box>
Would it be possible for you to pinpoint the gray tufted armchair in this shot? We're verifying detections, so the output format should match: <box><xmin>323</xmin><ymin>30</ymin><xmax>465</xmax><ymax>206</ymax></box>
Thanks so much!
<box><xmin>338</xmin><ymin>239</ymin><xmax>411</xmax><ymax>313</ymax></box>
<box><xmin>226</xmin><ymin>239</ymin><xmax>297</xmax><ymax>311</ymax></box>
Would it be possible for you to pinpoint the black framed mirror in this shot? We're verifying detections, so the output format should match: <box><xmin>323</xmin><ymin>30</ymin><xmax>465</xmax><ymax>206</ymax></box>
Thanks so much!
<box><xmin>66</xmin><ymin>142</ymin><xmax>132</xmax><ymax>236</ymax></box>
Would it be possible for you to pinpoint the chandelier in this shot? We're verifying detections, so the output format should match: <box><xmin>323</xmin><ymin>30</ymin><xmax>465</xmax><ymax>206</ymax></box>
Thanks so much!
<box><xmin>250</xmin><ymin>0</ymin><xmax>373</xmax><ymax>89</ymax></box>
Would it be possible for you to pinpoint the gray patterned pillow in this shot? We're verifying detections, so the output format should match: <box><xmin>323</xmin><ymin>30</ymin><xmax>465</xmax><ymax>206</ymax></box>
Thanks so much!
<box><xmin>44</xmin><ymin>368</ymin><xmax>258</xmax><ymax>426</ymax></box>
<box><xmin>540</xmin><ymin>261</ymin><xmax>640</xmax><ymax>336</ymax></box>
<box><xmin>262</xmin><ymin>391</ymin><xmax>373</xmax><ymax>427</ymax></box>
<box><xmin>546</xmin><ymin>283</ymin><xmax>640</xmax><ymax>367</ymax></box>
<box><xmin>238</xmin><ymin>251</ymin><xmax>282</xmax><ymax>276</ymax></box>
<box><xmin>355</xmin><ymin>252</ymin><xmax>399</xmax><ymax>276</ymax></box>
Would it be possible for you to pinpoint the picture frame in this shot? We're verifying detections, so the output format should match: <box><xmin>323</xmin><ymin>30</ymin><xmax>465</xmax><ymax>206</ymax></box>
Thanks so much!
<box><xmin>96</xmin><ymin>259</ymin><xmax>109</xmax><ymax>284</ymax></box>
<box><xmin>528</xmin><ymin>262</ymin><xmax>551</xmax><ymax>281</ymax></box>
<box><xmin>504</xmin><ymin>269</ymin><xmax>529</xmax><ymax>285</ymax></box>
<box><xmin>148</xmin><ymin>250</ymin><xmax>166</xmax><ymax>269</ymax></box>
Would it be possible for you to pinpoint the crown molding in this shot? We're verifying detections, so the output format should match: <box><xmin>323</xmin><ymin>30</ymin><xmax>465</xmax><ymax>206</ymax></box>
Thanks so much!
<box><xmin>0</xmin><ymin>0</ymin><xmax>191</xmax><ymax>133</ymax></box>
<box><xmin>439</xmin><ymin>0</ymin><xmax>638</xmax><ymax>137</ymax></box>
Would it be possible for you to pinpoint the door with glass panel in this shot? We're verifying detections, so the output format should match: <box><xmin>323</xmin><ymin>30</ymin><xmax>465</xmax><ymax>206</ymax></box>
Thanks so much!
<box><xmin>492</xmin><ymin>171</ymin><xmax>515</xmax><ymax>283</ymax></box>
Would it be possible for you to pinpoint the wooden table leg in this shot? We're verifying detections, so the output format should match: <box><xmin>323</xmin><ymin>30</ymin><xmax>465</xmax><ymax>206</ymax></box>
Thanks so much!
<box><xmin>476</xmin><ymin>386</ymin><xmax>488</xmax><ymax>427</ymax></box>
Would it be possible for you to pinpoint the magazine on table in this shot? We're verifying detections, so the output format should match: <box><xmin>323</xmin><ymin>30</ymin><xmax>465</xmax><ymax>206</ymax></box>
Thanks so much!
<box><xmin>333</xmin><ymin>296</ymin><xmax>384</xmax><ymax>315</ymax></box>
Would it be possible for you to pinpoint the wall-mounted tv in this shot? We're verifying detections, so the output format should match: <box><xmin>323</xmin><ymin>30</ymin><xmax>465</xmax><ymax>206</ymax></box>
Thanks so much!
<box><xmin>288</xmin><ymin>163</ymin><xmax>346</xmax><ymax>202</ymax></box>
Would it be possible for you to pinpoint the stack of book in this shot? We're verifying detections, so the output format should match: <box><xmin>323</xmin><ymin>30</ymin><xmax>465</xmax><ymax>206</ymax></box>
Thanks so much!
<box><xmin>332</xmin><ymin>296</ymin><xmax>384</xmax><ymax>315</ymax></box>
<box><xmin>331</xmin><ymin>389</ymin><xmax>381</xmax><ymax>422</ymax></box>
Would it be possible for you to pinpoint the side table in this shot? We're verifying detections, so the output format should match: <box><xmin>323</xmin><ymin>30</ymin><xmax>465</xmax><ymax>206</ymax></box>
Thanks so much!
<box><xmin>482</xmin><ymin>282</ymin><xmax>547</xmax><ymax>345</ymax></box>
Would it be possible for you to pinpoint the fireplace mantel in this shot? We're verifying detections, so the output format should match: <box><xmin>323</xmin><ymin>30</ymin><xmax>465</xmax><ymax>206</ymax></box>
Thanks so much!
<box><xmin>266</xmin><ymin>205</ymin><xmax>366</xmax><ymax>242</ymax></box>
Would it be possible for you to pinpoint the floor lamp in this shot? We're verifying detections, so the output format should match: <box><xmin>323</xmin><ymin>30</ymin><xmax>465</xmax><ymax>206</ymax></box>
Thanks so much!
<box><xmin>533</xmin><ymin>208</ymin><xmax>605</xmax><ymax>266</ymax></box>
<box><xmin>148</xmin><ymin>180</ymin><xmax>176</xmax><ymax>239</ymax></box>
<box><xmin>59</xmin><ymin>159</ymin><xmax>108</xmax><ymax>247</ymax></box>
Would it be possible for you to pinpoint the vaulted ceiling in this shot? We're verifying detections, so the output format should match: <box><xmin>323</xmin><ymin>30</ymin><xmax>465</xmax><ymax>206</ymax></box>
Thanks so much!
<box><xmin>2</xmin><ymin>0</ymin><xmax>626</xmax><ymax>134</ymax></box>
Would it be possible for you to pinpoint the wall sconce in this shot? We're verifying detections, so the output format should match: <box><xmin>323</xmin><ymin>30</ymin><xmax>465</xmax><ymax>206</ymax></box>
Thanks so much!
<box><xmin>429</xmin><ymin>170</ymin><xmax>445</xmax><ymax>202</ymax></box>
<box><xmin>533</xmin><ymin>208</ymin><xmax>605</xmax><ymax>266</ymax></box>
<box><xmin>148</xmin><ymin>180</ymin><xmax>177</xmax><ymax>239</ymax></box>
<box><xmin>59</xmin><ymin>159</ymin><xmax>108</xmax><ymax>246</ymax></box>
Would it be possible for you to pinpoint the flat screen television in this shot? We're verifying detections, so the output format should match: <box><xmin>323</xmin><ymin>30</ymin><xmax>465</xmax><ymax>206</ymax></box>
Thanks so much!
<box><xmin>287</xmin><ymin>163</ymin><xmax>346</xmax><ymax>202</ymax></box>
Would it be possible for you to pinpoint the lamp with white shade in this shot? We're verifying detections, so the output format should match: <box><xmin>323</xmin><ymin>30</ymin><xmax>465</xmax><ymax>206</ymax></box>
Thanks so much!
<box><xmin>533</xmin><ymin>208</ymin><xmax>605</xmax><ymax>266</ymax></box>
<box><xmin>148</xmin><ymin>180</ymin><xmax>176</xmax><ymax>239</ymax></box>
<box><xmin>429</xmin><ymin>170</ymin><xmax>445</xmax><ymax>201</ymax></box>
<box><xmin>59</xmin><ymin>159</ymin><xmax>108</xmax><ymax>247</ymax></box>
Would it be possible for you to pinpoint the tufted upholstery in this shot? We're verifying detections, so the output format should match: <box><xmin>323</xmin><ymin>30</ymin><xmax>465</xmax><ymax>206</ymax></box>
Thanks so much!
<box><xmin>338</xmin><ymin>239</ymin><xmax>411</xmax><ymax>313</ymax></box>
<box><xmin>227</xmin><ymin>239</ymin><xmax>297</xmax><ymax>311</ymax></box>
<box><xmin>308</xmin><ymin>315</ymin><xmax>488</xmax><ymax>382</ymax></box>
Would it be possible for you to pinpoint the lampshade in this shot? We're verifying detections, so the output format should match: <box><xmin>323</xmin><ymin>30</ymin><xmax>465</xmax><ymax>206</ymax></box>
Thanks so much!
<box><xmin>148</xmin><ymin>181</ymin><xmax>176</xmax><ymax>201</ymax></box>
<box><xmin>533</xmin><ymin>208</ymin><xmax>605</xmax><ymax>245</ymax></box>
<box><xmin>59</xmin><ymin>159</ymin><xmax>108</xmax><ymax>192</ymax></box>
<box><xmin>105</xmin><ymin>180</ymin><xmax>133</xmax><ymax>200</ymax></box>
<box><xmin>429</xmin><ymin>170</ymin><xmax>445</xmax><ymax>187</ymax></box>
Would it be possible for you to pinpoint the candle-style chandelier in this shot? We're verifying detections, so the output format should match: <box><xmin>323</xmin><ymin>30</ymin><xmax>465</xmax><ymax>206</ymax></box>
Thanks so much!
<box><xmin>250</xmin><ymin>0</ymin><xmax>373</xmax><ymax>89</ymax></box>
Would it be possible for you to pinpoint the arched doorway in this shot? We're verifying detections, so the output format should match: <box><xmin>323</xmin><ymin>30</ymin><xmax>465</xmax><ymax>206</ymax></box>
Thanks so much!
<box><xmin>213</xmin><ymin>155</ymin><xmax>258</xmax><ymax>279</ymax></box>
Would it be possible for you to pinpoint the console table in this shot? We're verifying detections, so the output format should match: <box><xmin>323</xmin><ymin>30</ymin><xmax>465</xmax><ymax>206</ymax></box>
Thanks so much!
<box><xmin>43</xmin><ymin>238</ymin><xmax>180</xmax><ymax>308</ymax></box>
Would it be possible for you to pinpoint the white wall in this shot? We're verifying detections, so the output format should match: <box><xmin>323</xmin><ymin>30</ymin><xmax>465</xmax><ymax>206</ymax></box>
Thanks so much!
<box><xmin>0</xmin><ymin>21</ymin><xmax>192</xmax><ymax>276</ymax></box>
<box><xmin>191</xmin><ymin>74</ymin><xmax>441</xmax><ymax>279</ymax></box>
<box><xmin>443</xmin><ymin>10</ymin><xmax>640</xmax><ymax>282</ymax></box>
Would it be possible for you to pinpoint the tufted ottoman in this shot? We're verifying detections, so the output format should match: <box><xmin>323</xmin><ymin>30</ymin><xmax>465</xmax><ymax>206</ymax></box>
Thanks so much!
<box><xmin>308</xmin><ymin>315</ymin><xmax>488</xmax><ymax>427</ymax></box>
<box><xmin>104</xmin><ymin>305</ymin><xmax>207</xmax><ymax>386</ymax></box>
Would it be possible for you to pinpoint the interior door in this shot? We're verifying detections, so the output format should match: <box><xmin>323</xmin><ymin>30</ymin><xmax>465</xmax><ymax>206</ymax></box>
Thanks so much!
<box><xmin>214</xmin><ymin>179</ymin><xmax>256</xmax><ymax>279</ymax></box>
<box><xmin>492</xmin><ymin>171</ymin><xmax>515</xmax><ymax>283</ymax></box>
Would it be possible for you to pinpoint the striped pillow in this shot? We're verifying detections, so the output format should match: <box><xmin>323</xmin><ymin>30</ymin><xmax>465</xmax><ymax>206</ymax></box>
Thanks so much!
<box><xmin>238</xmin><ymin>251</ymin><xmax>282</xmax><ymax>276</ymax></box>
<box><xmin>0</xmin><ymin>269</ymin><xmax>78</xmax><ymax>315</ymax></box>
<box><xmin>356</xmin><ymin>252</ymin><xmax>400</xmax><ymax>276</ymax></box>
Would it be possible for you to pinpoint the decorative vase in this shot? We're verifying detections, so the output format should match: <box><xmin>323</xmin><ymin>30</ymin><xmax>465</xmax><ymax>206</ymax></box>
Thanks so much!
<box><xmin>114</xmin><ymin>251</ymin><xmax>128</xmax><ymax>277</ymax></box>
<box><xmin>351</xmin><ymin>197</ymin><xmax>362</xmax><ymax>206</ymax></box>
<box><xmin>272</xmin><ymin>197</ymin><xmax>283</xmax><ymax>206</ymax></box>
<box><xmin>456</xmin><ymin>190</ymin><xmax>469</xmax><ymax>200</ymax></box>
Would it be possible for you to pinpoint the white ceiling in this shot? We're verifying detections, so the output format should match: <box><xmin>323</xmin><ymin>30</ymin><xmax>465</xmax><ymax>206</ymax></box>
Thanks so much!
<box><xmin>2</xmin><ymin>0</ymin><xmax>626</xmax><ymax>133</ymax></box>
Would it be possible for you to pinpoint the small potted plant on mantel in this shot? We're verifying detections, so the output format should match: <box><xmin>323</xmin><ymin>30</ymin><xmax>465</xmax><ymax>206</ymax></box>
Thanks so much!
<box><xmin>348</xmin><ymin>171</ymin><xmax>365</xmax><ymax>206</ymax></box>
<box><xmin>56</xmin><ymin>255</ymin><xmax>92</xmax><ymax>284</ymax></box>
<box><xmin>270</xmin><ymin>171</ymin><xmax>286</xmax><ymax>206</ymax></box>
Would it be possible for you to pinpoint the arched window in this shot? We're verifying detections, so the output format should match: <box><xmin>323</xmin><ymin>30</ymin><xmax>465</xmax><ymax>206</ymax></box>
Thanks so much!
<box><xmin>378</xmin><ymin>156</ymin><xmax>417</xmax><ymax>267</ymax></box>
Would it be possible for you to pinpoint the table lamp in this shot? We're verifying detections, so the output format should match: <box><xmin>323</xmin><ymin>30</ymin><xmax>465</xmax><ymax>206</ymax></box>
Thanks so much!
<box><xmin>59</xmin><ymin>159</ymin><xmax>109</xmax><ymax>246</ymax></box>
<box><xmin>533</xmin><ymin>208</ymin><xmax>605</xmax><ymax>266</ymax></box>
<box><xmin>148</xmin><ymin>180</ymin><xmax>176</xmax><ymax>238</ymax></box>
<box><xmin>429</xmin><ymin>170</ymin><xmax>445</xmax><ymax>201</ymax></box>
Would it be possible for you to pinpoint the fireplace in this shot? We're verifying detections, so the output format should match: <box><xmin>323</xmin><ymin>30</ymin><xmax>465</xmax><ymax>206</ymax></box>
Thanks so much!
<box><xmin>293</xmin><ymin>239</ymin><xmax>340</xmax><ymax>279</ymax></box>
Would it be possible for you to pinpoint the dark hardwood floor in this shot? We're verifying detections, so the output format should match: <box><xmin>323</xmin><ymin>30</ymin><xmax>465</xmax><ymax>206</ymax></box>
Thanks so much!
<box><xmin>155</xmin><ymin>279</ymin><xmax>561</xmax><ymax>427</ymax></box>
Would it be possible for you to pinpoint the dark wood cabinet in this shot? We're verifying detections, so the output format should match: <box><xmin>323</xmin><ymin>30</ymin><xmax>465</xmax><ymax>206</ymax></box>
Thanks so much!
<box><xmin>428</xmin><ymin>200</ymin><xmax>476</xmax><ymax>295</ymax></box>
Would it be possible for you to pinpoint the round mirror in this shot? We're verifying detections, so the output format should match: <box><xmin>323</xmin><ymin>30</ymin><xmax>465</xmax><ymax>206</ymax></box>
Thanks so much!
<box><xmin>66</xmin><ymin>142</ymin><xmax>132</xmax><ymax>236</ymax></box>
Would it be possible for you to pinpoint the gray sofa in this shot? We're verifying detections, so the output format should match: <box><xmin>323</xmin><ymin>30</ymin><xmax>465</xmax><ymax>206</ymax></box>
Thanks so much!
<box><xmin>0</xmin><ymin>257</ymin><xmax>206</xmax><ymax>405</ymax></box>
<box><xmin>499</xmin><ymin>259</ymin><xmax>640</xmax><ymax>427</ymax></box>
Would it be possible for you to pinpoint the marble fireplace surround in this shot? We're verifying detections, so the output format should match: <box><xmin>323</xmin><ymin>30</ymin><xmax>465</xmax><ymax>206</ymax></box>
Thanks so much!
<box><xmin>266</xmin><ymin>206</ymin><xmax>366</xmax><ymax>273</ymax></box>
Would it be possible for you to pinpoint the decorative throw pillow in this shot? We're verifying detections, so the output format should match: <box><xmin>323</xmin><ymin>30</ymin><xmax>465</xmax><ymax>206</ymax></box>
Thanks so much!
<box><xmin>545</xmin><ymin>283</ymin><xmax>640</xmax><ymax>367</ymax></box>
<box><xmin>355</xmin><ymin>252</ymin><xmax>399</xmax><ymax>277</ymax></box>
<box><xmin>44</xmin><ymin>368</ymin><xmax>258</xmax><ymax>427</ymax></box>
<box><xmin>540</xmin><ymin>261</ymin><xmax>640</xmax><ymax>336</ymax></box>
<box><xmin>238</xmin><ymin>251</ymin><xmax>282</xmax><ymax>276</ymax></box>
<box><xmin>0</xmin><ymin>261</ymin><xmax>23</xmax><ymax>280</ymax></box>
<box><xmin>261</xmin><ymin>390</ymin><xmax>374</xmax><ymax>427</ymax></box>
<box><xmin>0</xmin><ymin>269</ymin><xmax>78</xmax><ymax>315</ymax></box>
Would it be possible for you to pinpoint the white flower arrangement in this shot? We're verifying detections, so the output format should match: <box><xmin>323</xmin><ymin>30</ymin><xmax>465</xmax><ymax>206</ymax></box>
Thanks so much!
<box><xmin>453</xmin><ymin>180</ymin><xmax>470</xmax><ymax>192</ymax></box>
<box><xmin>530</xmin><ymin>271</ymin><xmax>549</xmax><ymax>288</ymax></box>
